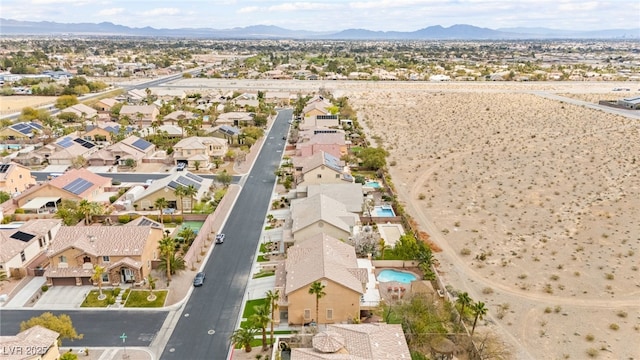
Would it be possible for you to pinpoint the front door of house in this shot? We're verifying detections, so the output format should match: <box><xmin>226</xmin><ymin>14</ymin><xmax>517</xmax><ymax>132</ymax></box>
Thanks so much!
<box><xmin>121</xmin><ymin>268</ymin><xmax>134</xmax><ymax>283</ymax></box>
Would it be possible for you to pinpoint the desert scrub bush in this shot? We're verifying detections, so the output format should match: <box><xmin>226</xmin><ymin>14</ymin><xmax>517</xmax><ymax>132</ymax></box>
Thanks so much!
<box><xmin>616</xmin><ymin>310</ymin><xmax>628</xmax><ymax>318</ymax></box>
<box><xmin>585</xmin><ymin>334</ymin><xmax>595</xmax><ymax>342</ymax></box>
<box><xmin>418</xmin><ymin>193</ymin><xmax>425</xmax><ymax>200</ymax></box>
<box><xmin>609</xmin><ymin>323</ymin><xmax>619</xmax><ymax>331</ymax></box>
<box><xmin>554</xmin><ymin>305</ymin><xmax>562</xmax><ymax>313</ymax></box>
<box><xmin>543</xmin><ymin>283</ymin><xmax>553</xmax><ymax>294</ymax></box>
<box><xmin>460</xmin><ymin>248</ymin><xmax>471</xmax><ymax>256</ymax></box>
<box><xmin>482</xmin><ymin>287</ymin><xmax>494</xmax><ymax>295</ymax></box>
<box><xmin>605</xmin><ymin>273</ymin><xmax>614</xmax><ymax>280</ymax></box>
<box><xmin>550</xmin><ymin>274</ymin><xmax>560</xmax><ymax>281</ymax></box>
<box><xmin>586</xmin><ymin>348</ymin><xmax>598</xmax><ymax>358</ymax></box>
<box><xmin>544</xmin><ymin>307</ymin><xmax>552</xmax><ymax>314</ymax></box>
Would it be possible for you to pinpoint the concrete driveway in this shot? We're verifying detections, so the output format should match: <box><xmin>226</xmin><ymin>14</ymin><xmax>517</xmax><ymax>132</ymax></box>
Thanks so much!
<box><xmin>34</xmin><ymin>285</ymin><xmax>93</xmax><ymax>309</ymax></box>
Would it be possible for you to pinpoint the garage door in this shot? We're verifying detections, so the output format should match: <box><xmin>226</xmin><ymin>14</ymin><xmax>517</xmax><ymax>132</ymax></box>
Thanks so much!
<box><xmin>81</xmin><ymin>277</ymin><xmax>92</xmax><ymax>285</ymax></box>
<box><xmin>52</xmin><ymin>277</ymin><xmax>76</xmax><ymax>286</ymax></box>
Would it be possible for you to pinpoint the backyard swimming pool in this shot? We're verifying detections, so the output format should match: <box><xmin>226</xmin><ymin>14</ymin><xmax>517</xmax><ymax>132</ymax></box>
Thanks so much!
<box><xmin>373</xmin><ymin>205</ymin><xmax>396</xmax><ymax>217</ymax></box>
<box><xmin>377</xmin><ymin>269</ymin><xmax>417</xmax><ymax>283</ymax></box>
<box><xmin>364</xmin><ymin>180</ymin><xmax>381</xmax><ymax>188</ymax></box>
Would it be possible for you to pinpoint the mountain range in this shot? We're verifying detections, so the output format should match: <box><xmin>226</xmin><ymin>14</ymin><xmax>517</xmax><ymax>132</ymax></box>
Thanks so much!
<box><xmin>1</xmin><ymin>18</ymin><xmax>638</xmax><ymax>40</ymax></box>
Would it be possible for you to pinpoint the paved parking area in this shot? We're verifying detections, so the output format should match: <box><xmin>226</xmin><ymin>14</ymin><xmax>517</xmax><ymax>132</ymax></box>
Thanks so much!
<box><xmin>34</xmin><ymin>285</ymin><xmax>92</xmax><ymax>309</ymax></box>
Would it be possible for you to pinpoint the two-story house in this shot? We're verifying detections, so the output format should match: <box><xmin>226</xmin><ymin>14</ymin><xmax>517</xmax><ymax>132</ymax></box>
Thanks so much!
<box><xmin>289</xmin><ymin>193</ymin><xmax>359</xmax><ymax>243</ymax></box>
<box><xmin>293</xmin><ymin>151</ymin><xmax>353</xmax><ymax>186</ymax></box>
<box><xmin>0</xmin><ymin>219</ymin><xmax>62</xmax><ymax>277</ymax></box>
<box><xmin>0</xmin><ymin>122</ymin><xmax>42</xmax><ymax>140</ymax></box>
<box><xmin>87</xmin><ymin>136</ymin><xmax>154</xmax><ymax>167</ymax></box>
<box><xmin>172</xmin><ymin>136</ymin><xmax>228</xmax><ymax>170</ymax></box>
<box><xmin>131</xmin><ymin>171</ymin><xmax>214</xmax><ymax>212</ymax></box>
<box><xmin>44</xmin><ymin>224</ymin><xmax>163</xmax><ymax>286</ymax></box>
<box><xmin>0</xmin><ymin>162</ymin><xmax>36</xmax><ymax>195</ymax></box>
<box><xmin>119</xmin><ymin>105</ymin><xmax>159</xmax><ymax>128</ymax></box>
<box><xmin>295</xmin><ymin>132</ymin><xmax>347</xmax><ymax>159</ymax></box>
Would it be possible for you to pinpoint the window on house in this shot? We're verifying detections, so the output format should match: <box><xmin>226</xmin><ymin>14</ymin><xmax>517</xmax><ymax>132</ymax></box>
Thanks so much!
<box><xmin>147</xmin><ymin>260</ymin><xmax>151</xmax><ymax>269</ymax></box>
<box><xmin>101</xmin><ymin>273</ymin><xmax>109</xmax><ymax>282</ymax></box>
<box><xmin>326</xmin><ymin>308</ymin><xmax>333</xmax><ymax>320</ymax></box>
<box><xmin>20</xmin><ymin>251</ymin><xmax>26</xmax><ymax>262</ymax></box>
<box><xmin>335</xmin><ymin>174</ymin><xmax>340</xmax><ymax>178</ymax></box>
<box><xmin>317</xmin><ymin>174</ymin><xmax>322</xmax><ymax>178</ymax></box>
<box><xmin>102</xmin><ymin>256</ymin><xmax>110</xmax><ymax>262</ymax></box>
<box><xmin>304</xmin><ymin>309</ymin><xmax>311</xmax><ymax>320</ymax></box>
<box><xmin>59</xmin><ymin>255</ymin><xmax>67</xmax><ymax>263</ymax></box>
<box><xmin>19</xmin><ymin>174</ymin><xmax>22</xmax><ymax>179</ymax></box>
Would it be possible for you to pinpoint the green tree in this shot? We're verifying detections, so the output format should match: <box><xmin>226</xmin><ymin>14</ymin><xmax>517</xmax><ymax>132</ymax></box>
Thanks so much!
<box><xmin>0</xmin><ymin>270</ymin><xmax>8</xmax><ymax>282</ymax></box>
<box><xmin>55</xmin><ymin>95</ymin><xmax>79</xmax><ymax>110</ymax></box>
<box><xmin>174</xmin><ymin>185</ymin><xmax>187</xmax><ymax>214</ymax></box>
<box><xmin>182</xmin><ymin>184</ymin><xmax>198</xmax><ymax>213</ymax></box>
<box><xmin>158</xmin><ymin>252</ymin><xmax>185</xmax><ymax>279</ymax></box>
<box><xmin>71</xmin><ymin>155</ymin><xmax>87</xmax><ymax>169</ymax></box>
<box><xmin>265</xmin><ymin>289</ymin><xmax>280</xmax><ymax>348</ymax></box>
<box><xmin>77</xmin><ymin>200</ymin><xmax>101</xmax><ymax>225</ymax></box>
<box><xmin>90</xmin><ymin>264</ymin><xmax>106</xmax><ymax>299</ymax></box>
<box><xmin>359</xmin><ymin>147</ymin><xmax>388</xmax><ymax>170</ymax></box>
<box><xmin>0</xmin><ymin>191</ymin><xmax>11</xmax><ymax>203</ymax></box>
<box><xmin>309</xmin><ymin>281</ymin><xmax>326</xmax><ymax>324</ymax></box>
<box><xmin>158</xmin><ymin>235</ymin><xmax>176</xmax><ymax>281</ymax></box>
<box><xmin>229</xmin><ymin>327</ymin><xmax>258</xmax><ymax>353</ymax></box>
<box><xmin>217</xmin><ymin>170</ymin><xmax>232</xmax><ymax>188</ymax></box>
<box><xmin>60</xmin><ymin>353</ymin><xmax>79</xmax><ymax>360</ymax></box>
<box><xmin>251</xmin><ymin>303</ymin><xmax>271</xmax><ymax>351</ymax></box>
<box><xmin>154</xmin><ymin>197</ymin><xmax>168</xmax><ymax>226</ymax></box>
<box><xmin>20</xmin><ymin>312</ymin><xmax>83</xmax><ymax>344</ymax></box>
<box><xmin>147</xmin><ymin>273</ymin><xmax>157</xmax><ymax>300</ymax></box>
<box><xmin>177</xmin><ymin>227</ymin><xmax>196</xmax><ymax>246</ymax></box>
<box><xmin>471</xmin><ymin>301</ymin><xmax>488</xmax><ymax>336</ymax></box>
<box><xmin>124</xmin><ymin>158</ymin><xmax>136</xmax><ymax>168</ymax></box>
<box><xmin>456</xmin><ymin>292</ymin><xmax>472</xmax><ymax>326</ymax></box>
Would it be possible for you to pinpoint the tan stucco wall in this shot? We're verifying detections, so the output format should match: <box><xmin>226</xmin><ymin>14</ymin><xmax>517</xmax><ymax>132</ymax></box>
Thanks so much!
<box><xmin>0</xmin><ymin>165</ymin><xmax>36</xmax><ymax>194</ymax></box>
<box><xmin>300</xmin><ymin>166</ymin><xmax>345</xmax><ymax>186</ymax></box>
<box><xmin>3</xmin><ymin>239</ymin><xmax>42</xmax><ymax>274</ymax></box>
<box><xmin>287</xmin><ymin>279</ymin><xmax>361</xmax><ymax>325</ymax></box>
<box><xmin>16</xmin><ymin>184</ymin><xmax>80</xmax><ymax>207</ymax></box>
<box><xmin>134</xmin><ymin>188</ymin><xmax>193</xmax><ymax>212</ymax></box>
<box><xmin>293</xmin><ymin>222</ymin><xmax>350</xmax><ymax>243</ymax></box>
<box><xmin>0</xmin><ymin>128</ymin><xmax>29</xmax><ymax>139</ymax></box>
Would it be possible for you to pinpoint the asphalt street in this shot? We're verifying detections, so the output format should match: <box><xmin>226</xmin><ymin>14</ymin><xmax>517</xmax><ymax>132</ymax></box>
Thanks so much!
<box><xmin>159</xmin><ymin>109</ymin><xmax>292</xmax><ymax>360</ymax></box>
<box><xmin>0</xmin><ymin>309</ymin><xmax>168</xmax><ymax>347</ymax></box>
<box><xmin>31</xmin><ymin>171</ymin><xmax>242</xmax><ymax>184</ymax></box>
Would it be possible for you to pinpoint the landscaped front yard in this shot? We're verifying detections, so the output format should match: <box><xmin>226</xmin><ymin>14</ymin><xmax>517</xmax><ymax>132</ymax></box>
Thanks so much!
<box><xmin>124</xmin><ymin>290</ymin><xmax>168</xmax><ymax>307</ymax></box>
<box><xmin>80</xmin><ymin>288</ymin><xmax>167</xmax><ymax>308</ymax></box>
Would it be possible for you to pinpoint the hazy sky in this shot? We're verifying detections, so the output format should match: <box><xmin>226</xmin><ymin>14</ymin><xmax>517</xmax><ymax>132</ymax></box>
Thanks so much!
<box><xmin>2</xmin><ymin>0</ymin><xmax>639</xmax><ymax>32</ymax></box>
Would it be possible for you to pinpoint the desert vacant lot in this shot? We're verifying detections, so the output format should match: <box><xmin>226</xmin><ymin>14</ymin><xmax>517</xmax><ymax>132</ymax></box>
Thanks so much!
<box><xmin>350</xmin><ymin>83</ymin><xmax>640</xmax><ymax>360</ymax></box>
<box><xmin>0</xmin><ymin>95</ymin><xmax>56</xmax><ymax>115</ymax></box>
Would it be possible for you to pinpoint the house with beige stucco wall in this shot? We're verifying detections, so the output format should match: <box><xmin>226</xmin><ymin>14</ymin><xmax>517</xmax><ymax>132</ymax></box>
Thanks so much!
<box><xmin>276</xmin><ymin>233</ymin><xmax>366</xmax><ymax>326</ymax></box>
<box><xmin>0</xmin><ymin>219</ymin><xmax>61</xmax><ymax>278</ymax></box>
<box><xmin>131</xmin><ymin>171</ymin><xmax>213</xmax><ymax>212</ymax></box>
<box><xmin>172</xmin><ymin>136</ymin><xmax>228</xmax><ymax>170</ymax></box>
<box><xmin>0</xmin><ymin>162</ymin><xmax>36</xmax><ymax>195</ymax></box>
<box><xmin>293</xmin><ymin>151</ymin><xmax>353</xmax><ymax>186</ymax></box>
<box><xmin>295</xmin><ymin>131</ymin><xmax>348</xmax><ymax>159</ymax></box>
<box><xmin>289</xmin><ymin>193</ymin><xmax>359</xmax><ymax>243</ymax></box>
<box><xmin>0</xmin><ymin>325</ymin><xmax>61</xmax><ymax>360</ymax></box>
<box><xmin>44</xmin><ymin>224</ymin><xmax>163</xmax><ymax>286</ymax></box>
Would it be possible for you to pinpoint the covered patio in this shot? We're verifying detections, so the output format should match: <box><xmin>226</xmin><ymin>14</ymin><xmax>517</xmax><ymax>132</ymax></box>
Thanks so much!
<box><xmin>21</xmin><ymin>196</ymin><xmax>61</xmax><ymax>214</ymax></box>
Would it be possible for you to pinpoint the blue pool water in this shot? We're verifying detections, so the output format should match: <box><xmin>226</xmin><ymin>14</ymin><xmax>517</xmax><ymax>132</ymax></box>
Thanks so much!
<box><xmin>364</xmin><ymin>181</ymin><xmax>381</xmax><ymax>188</ymax></box>
<box><xmin>377</xmin><ymin>269</ymin><xmax>417</xmax><ymax>283</ymax></box>
<box><xmin>373</xmin><ymin>205</ymin><xmax>395</xmax><ymax>217</ymax></box>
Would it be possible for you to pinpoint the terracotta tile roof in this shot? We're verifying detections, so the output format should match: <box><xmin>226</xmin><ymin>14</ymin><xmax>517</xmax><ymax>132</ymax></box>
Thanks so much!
<box><xmin>291</xmin><ymin>324</ymin><xmax>410</xmax><ymax>360</ymax></box>
<box><xmin>107</xmin><ymin>256</ymin><xmax>142</xmax><ymax>270</ymax></box>
<box><xmin>306</xmin><ymin>184</ymin><xmax>364</xmax><ymax>213</ymax></box>
<box><xmin>48</xmin><ymin>226</ymin><xmax>153</xmax><ymax>258</ymax></box>
<box><xmin>0</xmin><ymin>325</ymin><xmax>59</xmax><ymax>360</ymax></box>
<box><xmin>285</xmin><ymin>233</ymin><xmax>363</xmax><ymax>295</ymax></box>
<box><xmin>44</xmin><ymin>266</ymin><xmax>93</xmax><ymax>278</ymax></box>
<box><xmin>290</xmin><ymin>194</ymin><xmax>358</xmax><ymax>234</ymax></box>
<box><xmin>49</xmin><ymin>168</ymin><xmax>111</xmax><ymax>197</ymax></box>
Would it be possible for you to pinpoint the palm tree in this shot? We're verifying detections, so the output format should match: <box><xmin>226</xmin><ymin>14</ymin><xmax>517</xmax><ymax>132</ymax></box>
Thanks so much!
<box><xmin>78</xmin><ymin>200</ymin><xmax>100</xmax><ymax>225</ymax></box>
<box><xmin>456</xmin><ymin>292</ymin><xmax>472</xmax><ymax>326</ymax></box>
<box><xmin>91</xmin><ymin>265</ymin><xmax>106</xmax><ymax>300</ymax></box>
<box><xmin>146</xmin><ymin>274</ymin><xmax>157</xmax><ymax>300</ymax></box>
<box><xmin>157</xmin><ymin>252</ymin><xmax>185</xmax><ymax>279</ymax></box>
<box><xmin>265</xmin><ymin>289</ymin><xmax>280</xmax><ymax>347</ymax></box>
<box><xmin>0</xmin><ymin>270</ymin><xmax>8</xmax><ymax>283</ymax></box>
<box><xmin>378</xmin><ymin>238</ymin><xmax>387</xmax><ymax>259</ymax></box>
<box><xmin>471</xmin><ymin>301</ymin><xmax>488</xmax><ymax>336</ymax></box>
<box><xmin>154</xmin><ymin>197</ymin><xmax>168</xmax><ymax>225</ymax></box>
<box><xmin>177</xmin><ymin>227</ymin><xmax>196</xmax><ymax>247</ymax></box>
<box><xmin>308</xmin><ymin>281</ymin><xmax>326</xmax><ymax>325</ymax></box>
<box><xmin>182</xmin><ymin>184</ymin><xmax>198</xmax><ymax>214</ymax></box>
<box><xmin>230</xmin><ymin>327</ymin><xmax>258</xmax><ymax>353</ymax></box>
<box><xmin>135</xmin><ymin>112</ymin><xmax>144</xmax><ymax>129</ymax></box>
<box><xmin>174</xmin><ymin>185</ymin><xmax>187</xmax><ymax>214</ymax></box>
<box><xmin>158</xmin><ymin>235</ymin><xmax>176</xmax><ymax>281</ymax></box>
<box><xmin>251</xmin><ymin>303</ymin><xmax>271</xmax><ymax>351</ymax></box>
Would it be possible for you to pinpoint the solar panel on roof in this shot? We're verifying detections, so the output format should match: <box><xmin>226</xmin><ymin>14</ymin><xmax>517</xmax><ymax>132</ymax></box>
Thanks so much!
<box><xmin>185</xmin><ymin>172</ymin><xmax>203</xmax><ymax>182</ymax></box>
<box><xmin>176</xmin><ymin>176</ymin><xmax>202</xmax><ymax>190</ymax></box>
<box><xmin>167</xmin><ymin>180</ymin><xmax>181</xmax><ymax>190</ymax></box>
<box><xmin>10</xmin><ymin>231</ymin><xmax>35</xmax><ymax>242</ymax></box>
<box><xmin>131</xmin><ymin>138</ymin><xmax>152</xmax><ymax>151</ymax></box>
<box><xmin>30</xmin><ymin>122</ymin><xmax>42</xmax><ymax>129</ymax></box>
<box><xmin>138</xmin><ymin>218</ymin><xmax>154</xmax><ymax>226</ymax></box>
<box><xmin>58</xmin><ymin>137</ymin><xmax>74</xmax><ymax>148</ymax></box>
<box><xmin>0</xmin><ymin>164</ymin><xmax>10</xmax><ymax>173</ymax></box>
<box><xmin>73</xmin><ymin>138</ymin><xmax>95</xmax><ymax>149</ymax></box>
<box><xmin>62</xmin><ymin>178</ymin><xmax>94</xmax><ymax>195</ymax></box>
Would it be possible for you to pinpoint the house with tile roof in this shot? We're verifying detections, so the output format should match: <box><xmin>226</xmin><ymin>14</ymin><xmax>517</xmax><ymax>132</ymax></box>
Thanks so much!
<box><xmin>172</xmin><ymin>136</ymin><xmax>228</xmax><ymax>170</ymax></box>
<box><xmin>0</xmin><ymin>162</ymin><xmax>36</xmax><ymax>195</ymax></box>
<box><xmin>164</xmin><ymin>110</ymin><xmax>197</xmax><ymax>124</ymax></box>
<box><xmin>119</xmin><ymin>105</ymin><xmax>159</xmax><ymax>128</ymax></box>
<box><xmin>302</xmin><ymin>183</ymin><xmax>365</xmax><ymax>214</ymax></box>
<box><xmin>44</xmin><ymin>224</ymin><xmax>163</xmax><ymax>286</ymax></box>
<box><xmin>290</xmin><ymin>323</ymin><xmax>411</xmax><ymax>360</ymax></box>
<box><xmin>13</xmin><ymin>169</ymin><xmax>112</xmax><ymax>212</ymax></box>
<box><xmin>0</xmin><ymin>122</ymin><xmax>42</xmax><ymax>140</ymax></box>
<box><xmin>59</xmin><ymin>103</ymin><xmax>98</xmax><ymax>120</ymax></box>
<box><xmin>0</xmin><ymin>219</ymin><xmax>61</xmax><ymax>278</ymax></box>
<box><xmin>293</xmin><ymin>151</ymin><xmax>354</xmax><ymax>186</ymax></box>
<box><xmin>131</xmin><ymin>171</ymin><xmax>213</xmax><ymax>212</ymax></box>
<box><xmin>0</xmin><ymin>325</ymin><xmax>60</xmax><ymax>360</ymax></box>
<box><xmin>296</xmin><ymin>131</ymin><xmax>348</xmax><ymax>159</ymax></box>
<box><xmin>94</xmin><ymin>98</ymin><xmax>120</xmax><ymax>113</ymax></box>
<box><xmin>289</xmin><ymin>193</ymin><xmax>359</xmax><ymax>243</ymax></box>
<box><xmin>87</xmin><ymin>135</ymin><xmax>155</xmax><ymax>167</ymax></box>
<box><xmin>215</xmin><ymin>111</ymin><xmax>255</xmax><ymax>127</ymax></box>
<box><xmin>277</xmin><ymin>233</ymin><xmax>366</xmax><ymax>326</ymax></box>
<box><xmin>46</xmin><ymin>136</ymin><xmax>99</xmax><ymax>165</ymax></box>
<box><xmin>211</xmin><ymin>125</ymin><xmax>242</xmax><ymax>145</ymax></box>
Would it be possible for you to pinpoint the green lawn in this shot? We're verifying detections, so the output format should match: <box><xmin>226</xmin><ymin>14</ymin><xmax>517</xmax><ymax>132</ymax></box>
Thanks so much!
<box><xmin>124</xmin><ymin>290</ymin><xmax>167</xmax><ymax>308</ymax></box>
<box><xmin>242</xmin><ymin>298</ymin><xmax>267</xmax><ymax>319</ymax></box>
<box><xmin>256</xmin><ymin>255</ymin><xmax>268</xmax><ymax>262</ymax></box>
<box><xmin>252</xmin><ymin>270</ymin><xmax>275</xmax><ymax>279</ymax></box>
<box><xmin>81</xmin><ymin>289</ymin><xmax>118</xmax><ymax>307</ymax></box>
